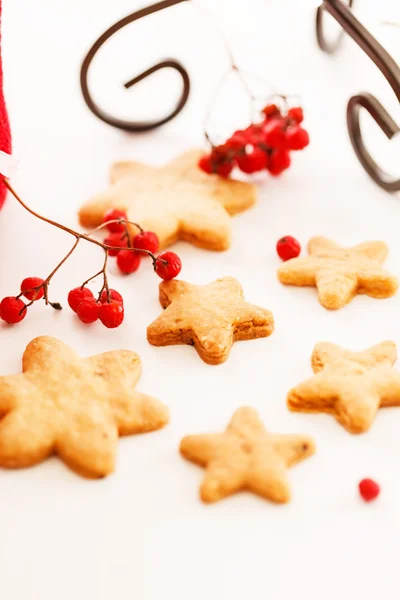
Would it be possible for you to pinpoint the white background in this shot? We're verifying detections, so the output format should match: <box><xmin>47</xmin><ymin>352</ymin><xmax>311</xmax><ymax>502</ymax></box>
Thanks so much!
<box><xmin>1</xmin><ymin>1</ymin><xmax>400</xmax><ymax>598</ymax></box>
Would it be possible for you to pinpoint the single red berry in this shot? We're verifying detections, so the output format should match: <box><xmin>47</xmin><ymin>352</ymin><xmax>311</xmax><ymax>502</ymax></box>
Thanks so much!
<box><xmin>237</xmin><ymin>147</ymin><xmax>268</xmax><ymax>174</ymax></box>
<box><xmin>20</xmin><ymin>277</ymin><xmax>45</xmax><ymax>301</ymax></box>
<box><xmin>226</xmin><ymin>130</ymin><xmax>247</xmax><ymax>151</ymax></box>
<box><xmin>242</xmin><ymin>124</ymin><xmax>263</xmax><ymax>144</ymax></box>
<box><xmin>117</xmin><ymin>249</ymin><xmax>141</xmax><ymax>274</ymax></box>
<box><xmin>276</xmin><ymin>236</ymin><xmax>301</xmax><ymax>261</ymax></box>
<box><xmin>215</xmin><ymin>161</ymin><xmax>233</xmax><ymax>178</ymax></box>
<box><xmin>155</xmin><ymin>252</ymin><xmax>182</xmax><ymax>280</ymax></box>
<box><xmin>288</xmin><ymin>106</ymin><xmax>304</xmax><ymax>124</ymax></box>
<box><xmin>68</xmin><ymin>287</ymin><xmax>94</xmax><ymax>312</ymax></box>
<box><xmin>359</xmin><ymin>478</ymin><xmax>380</xmax><ymax>502</ymax></box>
<box><xmin>98</xmin><ymin>300</ymin><xmax>124</xmax><ymax>328</ymax></box>
<box><xmin>99</xmin><ymin>289</ymin><xmax>124</xmax><ymax>304</ymax></box>
<box><xmin>103</xmin><ymin>209</ymin><xmax>127</xmax><ymax>233</ymax></box>
<box><xmin>261</xmin><ymin>103</ymin><xmax>281</xmax><ymax>120</ymax></box>
<box><xmin>104</xmin><ymin>233</ymin><xmax>128</xmax><ymax>256</ymax></box>
<box><xmin>0</xmin><ymin>296</ymin><xmax>27</xmax><ymax>324</ymax></box>
<box><xmin>76</xmin><ymin>298</ymin><xmax>99</xmax><ymax>324</ymax></box>
<box><xmin>268</xmin><ymin>149</ymin><xmax>291</xmax><ymax>176</ymax></box>
<box><xmin>134</xmin><ymin>230</ymin><xmax>159</xmax><ymax>254</ymax></box>
<box><xmin>286</xmin><ymin>126</ymin><xmax>310</xmax><ymax>150</ymax></box>
<box><xmin>263</xmin><ymin>119</ymin><xmax>286</xmax><ymax>148</ymax></box>
<box><xmin>198</xmin><ymin>154</ymin><xmax>213</xmax><ymax>174</ymax></box>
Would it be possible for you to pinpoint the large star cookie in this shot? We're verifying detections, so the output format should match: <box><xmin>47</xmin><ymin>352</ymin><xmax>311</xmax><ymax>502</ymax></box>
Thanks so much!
<box><xmin>79</xmin><ymin>149</ymin><xmax>255</xmax><ymax>251</ymax></box>
<box><xmin>147</xmin><ymin>277</ymin><xmax>274</xmax><ymax>364</ymax></box>
<box><xmin>0</xmin><ymin>336</ymin><xmax>169</xmax><ymax>477</ymax></box>
<box><xmin>180</xmin><ymin>407</ymin><xmax>315</xmax><ymax>503</ymax></box>
<box><xmin>277</xmin><ymin>236</ymin><xmax>398</xmax><ymax>309</ymax></box>
<box><xmin>287</xmin><ymin>341</ymin><xmax>400</xmax><ymax>433</ymax></box>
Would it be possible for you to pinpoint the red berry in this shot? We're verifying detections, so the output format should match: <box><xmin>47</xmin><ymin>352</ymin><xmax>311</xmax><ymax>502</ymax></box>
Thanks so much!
<box><xmin>226</xmin><ymin>130</ymin><xmax>247</xmax><ymax>151</ymax></box>
<box><xmin>288</xmin><ymin>106</ymin><xmax>304</xmax><ymax>124</ymax></box>
<box><xmin>276</xmin><ymin>236</ymin><xmax>301</xmax><ymax>261</ymax></box>
<box><xmin>268</xmin><ymin>149</ymin><xmax>291</xmax><ymax>176</ymax></box>
<box><xmin>155</xmin><ymin>252</ymin><xmax>182</xmax><ymax>280</ymax></box>
<box><xmin>262</xmin><ymin>103</ymin><xmax>281</xmax><ymax>120</ymax></box>
<box><xmin>237</xmin><ymin>148</ymin><xmax>268</xmax><ymax>174</ymax></box>
<box><xmin>198</xmin><ymin>154</ymin><xmax>213</xmax><ymax>174</ymax></box>
<box><xmin>103</xmin><ymin>209</ymin><xmax>127</xmax><ymax>233</ymax></box>
<box><xmin>68</xmin><ymin>287</ymin><xmax>94</xmax><ymax>312</ymax></box>
<box><xmin>215</xmin><ymin>162</ymin><xmax>233</xmax><ymax>178</ymax></box>
<box><xmin>359</xmin><ymin>478</ymin><xmax>380</xmax><ymax>502</ymax></box>
<box><xmin>0</xmin><ymin>296</ymin><xmax>27</xmax><ymax>324</ymax></box>
<box><xmin>98</xmin><ymin>300</ymin><xmax>124</xmax><ymax>328</ymax></box>
<box><xmin>99</xmin><ymin>289</ymin><xmax>124</xmax><ymax>304</ymax></box>
<box><xmin>263</xmin><ymin>119</ymin><xmax>286</xmax><ymax>148</ymax></box>
<box><xmin>76</xmin><ymin>298</ymin><xmax>99</xmax><ymax>324</ymax></box>
<box><xmin>243</xmin><ymin>124</ymin><xmax>263</xmax><ymax>144</ymax></box>
<box><xmin>286</xmin><ymin>126</ymin><xmax>310</xmax><ymax>150</ymax></box>
<box><xmin>20</xmin><ymin>277</ymin><xmax>45</xmax><ymax>301</ymax></box>
<box><xmin>104</xmin><ymin>233</ymin><xmax>128</xmax><ymax>256</ymax></box>
<box><xmin>134</xmin><ymin>231</ymin><xmax>159</xmax><ymax>254</ymax></box>
<box><xmin>117</xmin><ymin>249</ymin><xmax>141</xmax><ymax>274</ymax></box>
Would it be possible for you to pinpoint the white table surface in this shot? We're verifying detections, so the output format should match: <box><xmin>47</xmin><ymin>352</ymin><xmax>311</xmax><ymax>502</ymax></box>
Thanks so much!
<box><xmin>1</xmin><ymin>1</ymin><xmax>400</xmax><ymax>598</ymax></box>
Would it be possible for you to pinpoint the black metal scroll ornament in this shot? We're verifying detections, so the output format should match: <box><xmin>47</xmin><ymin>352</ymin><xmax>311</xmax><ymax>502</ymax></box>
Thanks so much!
<box><xmin>316</xmin><ymin>0</ymin><xmax>400</xmax><ymax>192</ymax></box>
<box><xmin>80</xmin><ymin>0</ymin><xmax>190</xmax><ymax>132</ymax></box>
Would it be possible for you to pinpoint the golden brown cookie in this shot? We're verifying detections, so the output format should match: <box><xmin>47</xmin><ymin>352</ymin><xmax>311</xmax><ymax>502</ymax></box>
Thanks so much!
<box><xmin>0</xmin><ymin>336</ymin><xmax>169</xmax><ymax>477</ymax></box>
<box><xmin>277</xmin><ymin>236</ymin><xmax>398</xmax><ymax>309</ymax></box>
<box><xmin>287</xmin><ymin>340</ymin><xmax>400</xmax><ymax>433</ymax></box>
<box><xmin>79</xmin><ymin>149</ymin><xmax>256</xmax><ymax>251</ymax></box>
<box><xmin>180</xmin><ymin>407</ymin><xmax>315</xmax><ymax>503</ymax></box>
<box><xmin>147</xmin><ymin>277</ymin><xmax>274</xmax><ymax>365</ymax></box>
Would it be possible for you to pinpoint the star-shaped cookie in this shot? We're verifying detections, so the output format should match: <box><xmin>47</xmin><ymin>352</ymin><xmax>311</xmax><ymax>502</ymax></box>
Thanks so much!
<box><xmin>287</xmin><ymin>340</ymin><xmax>400</xmax><ymax>433</ymax></box>
<box><xmin>277</xmin><ymin>236</ymin><xmax>398</xmax><ymax>309</ymax></box>
<box><xmin>79</xmin><ymin>149</ymin><xmax>256</xmax><ymax>251</ymax></box>
<box><xmin>147</xmin><ymin>277</ymin><xmax>274</xmax><ymax>364</ymax></box>
<box><xmin>180</xmin><ymin>407</ymin><xmax>315</xmax><ymax>503</ymax></box>
<box><xmin>0</xmin><ymin>336</ymin><xmax>169</xmax><ymax>477</ymax></box>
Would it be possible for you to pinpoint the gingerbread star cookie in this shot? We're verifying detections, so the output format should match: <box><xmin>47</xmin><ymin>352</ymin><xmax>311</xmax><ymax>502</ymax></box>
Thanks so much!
<box><xmin>287</xmin><ymin>340</ymin><xmax>400</xmax><ymax>433</ymax></box>
<box><xmin>180</xmin><ymin>407</ymin><xmax>315</xmax><ymax>503</ymax></box>
<box><xmin>0</xmin><ymin>336</ymin><xmax>169</xmax><ymax>477</ymax></box>
<box><xmin>147</xmin><ymin>277</ymin><xmax>274</xmax><ymax>364</ymax></box>
<box><xmin>79</xmin><ymin>149</ymin><xmax>256</xmax><ymax>251</ymax></box>
<box><xmin>277</xmin><ymin>236</ymin><xmax>398</xmax><ymax>309</ymax></box>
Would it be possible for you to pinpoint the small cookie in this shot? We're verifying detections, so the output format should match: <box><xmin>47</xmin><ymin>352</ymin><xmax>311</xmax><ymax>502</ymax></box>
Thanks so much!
<box><xmin>79</xmin><ymin>149</ymin><xmax>256</xmax><ymax>251</ymax></box>
<box><xmin>0</xmin><ymin>336</ymin><xmax>169</xmax><ymax>477</ymax></box>
<box><xmin>147</xmin><ymin>277</ymin><xmax>274</xmax><ymax>364</ymax></box>
<box><xmin>277</xmin><ymin>236</ymin><xmax>398</xmax><ymax>309</ymax></box>
<box><xmin>287</xmin><ymin>340</ymin><xmax>400</xmax><ymax>433</ymax></box>
<box><xmin>180</xmin><ymin>407</ymin><xmax>315</xmax><ymax>503</ymax></box>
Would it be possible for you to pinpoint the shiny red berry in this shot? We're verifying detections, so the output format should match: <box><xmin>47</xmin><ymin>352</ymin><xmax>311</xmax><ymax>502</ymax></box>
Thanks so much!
<box><xmin>76</xmin><ymin>298</ymin><xmax>99</xmax><ymax>324</ymax></box>
<box><xmin>263</xmin><ymin>119</ymin><xmax>286</xmax><ymax>148</ymax></box>
<box><xmin>359</xmin><ymin>478</ymin><xmax>380</xmax><ymax>502</ymax></box>
<box><xmin>155</xmin><ymin>252</ymin><xmax>182</xmax><ymax>280</ymax></box>
<box><xmin>0</xmin><ymin>296</ymin><xmax>27</xmax><ymax>324</ymax></box>
<box><xmin>243</xmin><ymin>124</ymin><xmax>263</xmax><ymax>144</ymax></box>
<box><xmin>99</xmin><ymin>300</ymin><xmax>124</xmax><ymax>328</ymax></box>
<box><xmin>99</xmin><ymin>289</ymin><xmax>123</xmax><ymax>304</ymax></box>
<box><xmin>20</xmin><ymin>277</ymin><xmax>45</xmax><ymax>301</ymax></box>
<box><xmin>286</xmin><ymin>126</ymin><xmax>310</xmax><ymax>150</ymax></box>
<box><xmin>117</xmin><ymin>249</ymin><xmax>141</xmax><ymax>274</ymax></box>
<box><xmin>237</xmin><ymin>148</ymin><xmax>268</xmax><ymax>174</ymax></box>
<box><xmin>288</xmin><ymin>106</ymin><xmax>304</xmax><ymax>124</ymax></box>
<box><xmin>276</xmin><ymin>236</ymin><xmax>301</xmax><ymax>261</ymax></box>
<box><xmin>262</xmin><ymin>103</ymin><xmax>281</xmax><ymax>120</ymax></box>
<box><xmin>103</xmin><ymin>209</ymin><xmax>127</xmax><ymax>233</ymax></box>
<box><xmin>268</xmin><ymin>149</ymin><xmax>291</xmax><ymax>176</ymax></box>
<box><xmin>68</xmin><ymin>287</ymin><xmax>94</xmax><ymax>312</ymax></box>
<box><xmin>198</xmin><ymin>155</ymin><xmax>213</xmax><ymax>174</ymax></box>
<box><xmin>134</xmin><ymin>231</ymin><xmax>159</xmax><ymax>254</ymax></box>
<box><xmin>226</xmin><ymin>130</ymin><xmax>247</xmax><ymax>151</ymax></box>
<box><xmin>104</xmin><ymin>233</ymin><xmax>128</xmax><ymax>256</ymax></box>
<box><xmin>215</xmin><ymin>161</ymin><xmax>233</xmax><ymax>178</ymax></box>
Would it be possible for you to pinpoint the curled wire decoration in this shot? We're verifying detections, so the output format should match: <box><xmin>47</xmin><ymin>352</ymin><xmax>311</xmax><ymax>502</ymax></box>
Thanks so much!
<box><xmin>316</xmin><ymin>0</ymin><xmax>400</xmax><ymax>192</ymax></box>
<box><xmin>80</xmin><ymin>0</ymin><xmax>191</xmax><ymax>132</ymax></box>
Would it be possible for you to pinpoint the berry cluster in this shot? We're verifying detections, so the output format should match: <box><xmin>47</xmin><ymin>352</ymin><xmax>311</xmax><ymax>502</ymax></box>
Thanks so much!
<box><xmin>0</xmin><ymin>276</ymin><xmax>47</xmax><ymax>325</ymax></box>
<box><xmin>199</xmin><ymin>102</ymin><xmax>309</xmax><ymax>178</ymax></box>
<box><xmin>68</xmin><ymin>286</ymin><xmax>124</xmax><ymax>328</ymax></box>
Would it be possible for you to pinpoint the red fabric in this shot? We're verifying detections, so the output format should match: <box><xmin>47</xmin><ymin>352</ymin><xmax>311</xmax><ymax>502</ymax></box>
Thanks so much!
<box><xmin>0</xmin><ymin>0</ymin><xmax>11</xmax><ymax>208</ymax></box>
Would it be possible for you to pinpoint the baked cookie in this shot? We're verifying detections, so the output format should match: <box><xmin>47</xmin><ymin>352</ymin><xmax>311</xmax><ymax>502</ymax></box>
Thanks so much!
<box><xmin>287</xmin><ymin>341</ymin><xmax>400</xmax><ymax>433</ymax></box>
<box><xmin>180</xmin><ymin>407</ymin><xmax>315</xmax><ymax>503</ymax></box>
<box><xmin>277</xmin><ymin>236</ymin><xmax>398</xmax><ymax>309</ymax></box>
<box><xmin>0</xmin><ymin>336</ymin><xmax>169</xmax><ymax>477</ymax></box>
<box><xmin>79</xmin><ymin>149</ymin><xmax>256</xmax><ymax>251</ymax></box>
<box><xmin>147</xmin><ymin>277</ymin><xmax>274</xmax><ymax>364</ymax></box>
